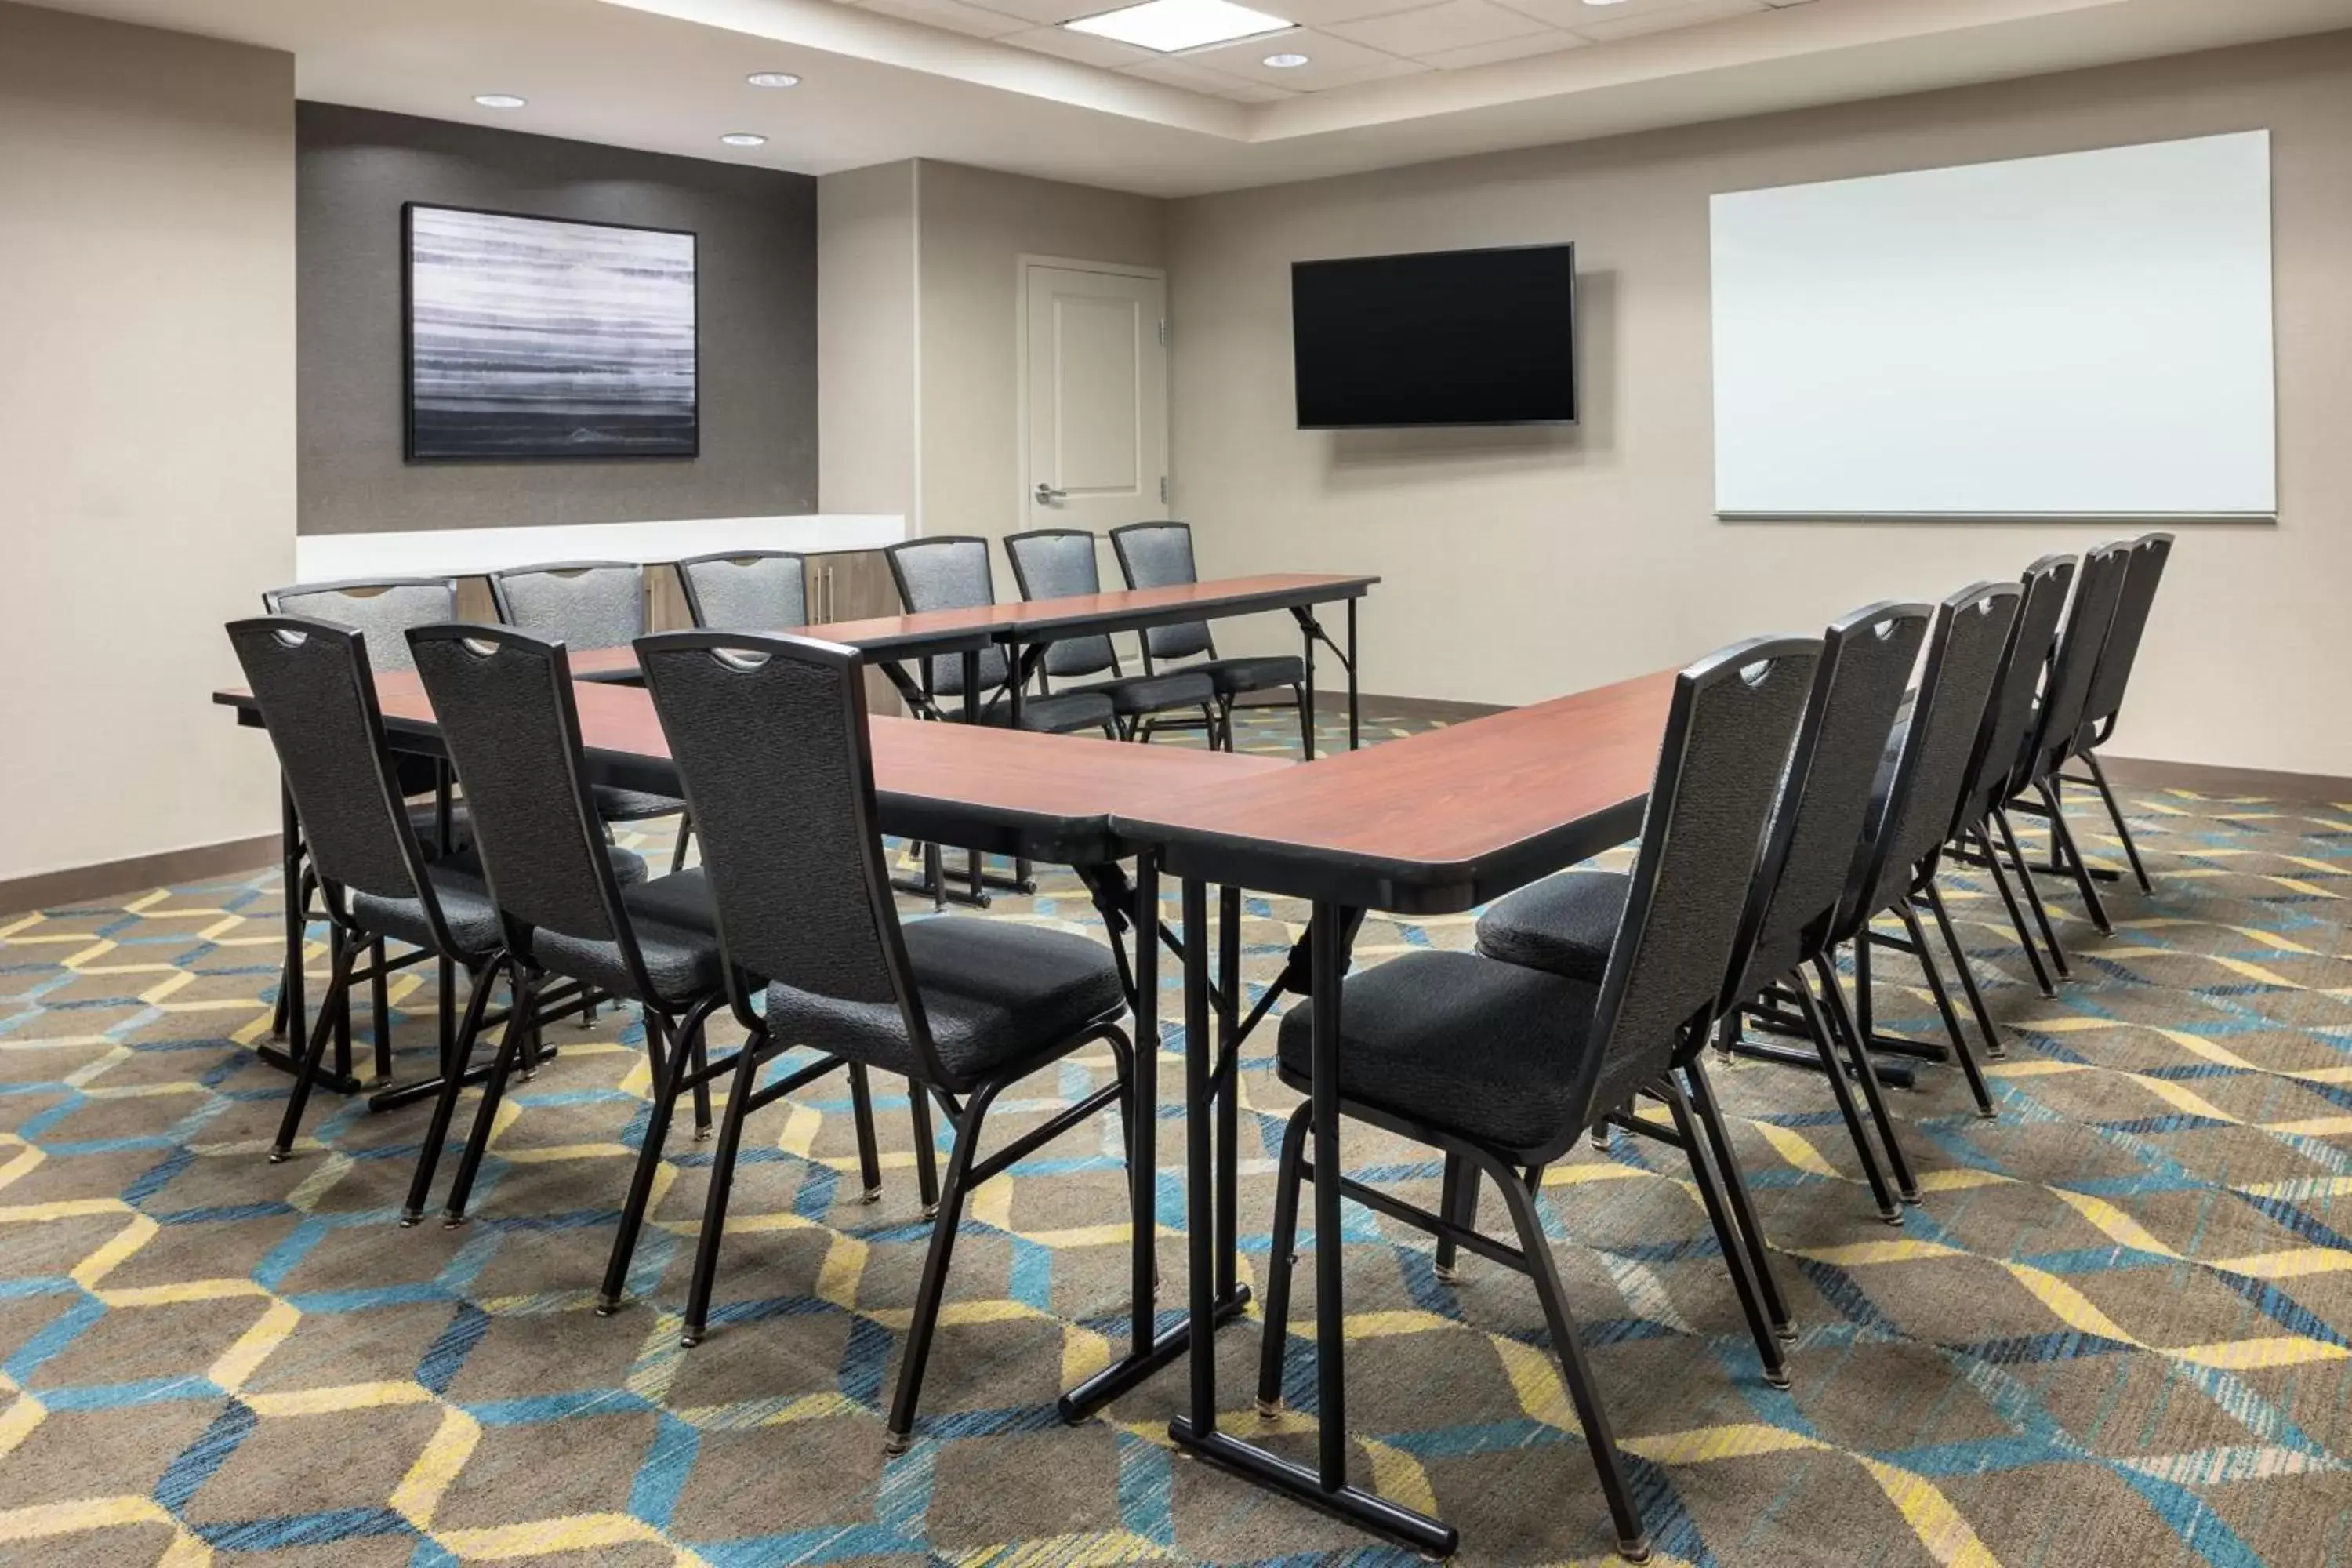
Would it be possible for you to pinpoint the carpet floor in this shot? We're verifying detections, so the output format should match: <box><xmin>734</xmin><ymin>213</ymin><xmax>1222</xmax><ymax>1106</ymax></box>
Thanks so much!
<box><xmin>2</xmin><ymin>707</ymin><xmax>2349</xmax><ymax>1566</ymax></box>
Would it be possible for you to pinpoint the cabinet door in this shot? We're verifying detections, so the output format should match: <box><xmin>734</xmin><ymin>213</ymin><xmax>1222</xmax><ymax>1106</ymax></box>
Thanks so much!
<box><xmin>807</xmin><ymin>550</ymin><xmax>904</xmax><ymax>716</ymax></box>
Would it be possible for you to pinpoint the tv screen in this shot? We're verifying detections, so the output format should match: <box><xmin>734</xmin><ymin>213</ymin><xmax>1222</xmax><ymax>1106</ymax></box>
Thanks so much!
<box><xmin>1290</xmin><ymin>244</ymin><xmax>1577</xmax><ymax>429</ymax></box>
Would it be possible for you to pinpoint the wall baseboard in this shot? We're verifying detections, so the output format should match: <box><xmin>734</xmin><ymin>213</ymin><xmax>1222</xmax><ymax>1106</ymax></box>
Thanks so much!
<box><xmin>2095</xmin><ymin>753</ymin><xmax>2352</xmax><ymax>803</ymax></box>
<box><xmin>0</xmin><ymin>833</ymin><xmax>281</xmax><ymax>918</ymax></box>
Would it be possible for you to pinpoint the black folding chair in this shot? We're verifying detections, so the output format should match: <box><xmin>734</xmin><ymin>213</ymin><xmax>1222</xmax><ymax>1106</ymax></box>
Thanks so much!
<box><xmin>634</xmin><ymin>629</ymin><xmax>1139</xmax><ymax>1456</ymax></box>
<box><xmin>2064</xmin><ymin>532</ymin><xmax>2173</xmax><ymax>894</ymax></box>
<box><xmin>1826</xmin><ymin>581</ymin><xmax>2022</xmax><ymax>1123</ymax></box>
<box><xmin>225</xmin><ymin>616</ymin><xmax>531</xmax><ymax>1166</ymax></box>
<box><xmin>1258</xmin><ymin>634</ymin><xmax>1820</xmax><ymax>1562</ymax></box>
<box><xmin>675</xmin><ymin>550</ymin><xmax>808</xmax><ymax>633</ymax></box>
<box><xmin>401</xmin><ymin>626</ymin><xmax>889</xmax><ymax>1314</ymax></box>
<box><xmin>259</xmin><ymin>576</ymin><xmax>467</xmax><ymax>1073</ymax></box>
<box><xmin>490</xmin><ymin>561</ymin><xmax>695</xmax><ymax>873</ymax></box>
<box><xmin>1109</xmin><ymin>521</ymin><xmax>1309</xmax><ymax>755</ymax></box>
<box><xmin>2003</xmin><ymin>543</ymin><xmax>2134</xmax><ymax>938</ymax></box>
<box><xmin>1004</xmin><ymin>528</ymin><xmax>1218</xmax><ymax>743</ymax></box>
<box><xmin>1480</xmin><ymin>601</ymin><xmax>1930</xmax><ymax>1224</ymax></box>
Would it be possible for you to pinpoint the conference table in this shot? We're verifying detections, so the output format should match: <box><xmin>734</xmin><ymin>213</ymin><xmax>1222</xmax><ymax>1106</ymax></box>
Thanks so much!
<box><xmin>564</xmin><ymin>571</ymin><xmax>1380</xmax><ymax>753</ymax></box>
<box><xmin>216</xmin><ymin>587</ymin><xmax>1682</xmax><ymax>1554</ymax></box>
<box><xmin>1109</xmin><ymin>670</ymin><xmax>1676</xmax><ymax>1556</ymax></box>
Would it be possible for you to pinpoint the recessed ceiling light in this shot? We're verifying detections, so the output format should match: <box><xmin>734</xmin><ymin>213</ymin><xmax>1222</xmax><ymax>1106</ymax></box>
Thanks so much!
<box><xmin>474</xmin><ymin>93</ymin><xmax>528</xmax><ymax>109</ymax></box>
<box><xmin>1065</xmin><ymin>0</ymin><xmax>1295</xmax><ymax>54</ymax></box>
<box><xmin>746</xmin><ymin>71</ymin><xmax>802</xmax><ymax>88</ymax></box>
<box><xmin>1262</xmin><ymin>50</ymin><xmax>1309</xmax><ymax>67</ymax></box>
<box><xmin>720</xmin><ymin>132</ymin><xmax>768</xmax><ymax>147</ymax></box>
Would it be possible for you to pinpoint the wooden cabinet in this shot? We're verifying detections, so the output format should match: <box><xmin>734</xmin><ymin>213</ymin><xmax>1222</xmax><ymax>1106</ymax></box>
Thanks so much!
<box><xmin>807</xmin><ymin>549</ymin><xmax>904</xmax><ymax>716</ymax></box>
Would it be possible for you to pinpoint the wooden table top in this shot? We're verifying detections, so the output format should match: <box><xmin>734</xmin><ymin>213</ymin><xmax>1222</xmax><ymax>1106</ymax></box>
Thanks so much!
<box><xmin>556</xmin><ymin>572</ymin><xmax>1378</xmax><ymax>680</ymax></box>
<box><xmin>215</xmin><ymin>673</ymin><xmax>1288</xmax><ymax>866</ymax></box>
<box><xmin>1007</xmin><ymin>573</ymin><xmax>1378</xmax><ymax>637</ymax></box>
<box><xmin>1112</xmin><ymin>670</ymin><xmax>1677</xmax><ymax>913</ymax></box>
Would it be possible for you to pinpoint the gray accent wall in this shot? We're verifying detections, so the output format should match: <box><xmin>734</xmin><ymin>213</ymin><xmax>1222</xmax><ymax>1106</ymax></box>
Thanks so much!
<box><xmin>298</xmin><ymin>102</ymin><xmax>816</xmax><ymax>535</ymax></box>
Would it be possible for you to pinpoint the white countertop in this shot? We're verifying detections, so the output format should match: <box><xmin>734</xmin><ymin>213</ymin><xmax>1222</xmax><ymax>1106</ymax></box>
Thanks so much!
<box><xmin>293</xmin><ymin>514</ymin><xmax>907</xmax><ymax>582</ymax></box>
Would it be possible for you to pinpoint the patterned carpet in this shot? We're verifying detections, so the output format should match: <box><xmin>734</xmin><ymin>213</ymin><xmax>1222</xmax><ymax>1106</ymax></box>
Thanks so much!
<box><xmin>2</xmin><ymin>706</ymin><xmax>2350</xmax><ymax>1566</ymax></box>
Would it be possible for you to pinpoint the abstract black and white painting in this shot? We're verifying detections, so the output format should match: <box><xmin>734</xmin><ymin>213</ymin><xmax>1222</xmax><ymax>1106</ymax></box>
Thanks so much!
<box><xmin>405</xmin><ymin>205</ymin><xmax>698</xmax><ymax>459</ymax></box>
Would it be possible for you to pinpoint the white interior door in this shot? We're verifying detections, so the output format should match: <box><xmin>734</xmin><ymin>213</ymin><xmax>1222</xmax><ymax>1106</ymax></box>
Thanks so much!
<box><xmin>1023</xmin><ymin>262</ymin><xmax>1168</xmax><ymax>543</ymax></box>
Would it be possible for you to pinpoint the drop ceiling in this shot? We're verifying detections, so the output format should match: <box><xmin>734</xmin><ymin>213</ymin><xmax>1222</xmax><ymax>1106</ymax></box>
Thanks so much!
<box><xmin>27</xmin><ymin>0</ymin><xmax>2352</xmax><ymax>194</ymax></box>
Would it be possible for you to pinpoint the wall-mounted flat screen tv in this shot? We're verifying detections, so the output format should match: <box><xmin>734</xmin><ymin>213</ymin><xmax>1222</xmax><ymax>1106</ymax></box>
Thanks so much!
<box><xmin>1290</xmin><ymin>243</ymin><xmax>1577</xmax><ymax>429</ymax></box>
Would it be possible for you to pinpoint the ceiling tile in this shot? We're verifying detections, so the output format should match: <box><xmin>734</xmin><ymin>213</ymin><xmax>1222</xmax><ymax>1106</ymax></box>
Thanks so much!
<box><xmin>1416</xmin><ymin>27</ymin><xmax>1584</xmax><ymax>67</ymax></box>
<box><xmin>1116</xmin><ymin>54</ymin><xmax>1263</xmax><ymax>90</ymax></box>
<box><xmin>1327</xmin><ymin>0</ymin><xmax>1549</xmax><ymax>57</ymax></box>
<box><xmin>997</xmin><ymin>21</ymin><xmax>1161</xmax><ymax>64</ymax></box>
<box><xmin>856</xmin><ymin>0</ymin><xmax>1034</xmax><ymax>38</ymax></box>
<box><xmin>1247</xmin><ymin>0</ymin><xmax>1447</xmax><ymax>25</ymax></box>
<box><xmin>1178</xmin><ymin>27</ymin><xmax>1421</xmax><ymax>87</ymax></box>
<box><xmin>972</xmin><ymin>0</ymin><xmax>1121</xmax><ymax>25</ymax></box>
<box><xmin>1570</xmin><ymin>0</ymin><xmax>1768</xmax><ymax>42</ymax></box>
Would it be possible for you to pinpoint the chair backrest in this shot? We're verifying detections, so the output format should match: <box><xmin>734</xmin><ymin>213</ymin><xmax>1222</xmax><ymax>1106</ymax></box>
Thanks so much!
<box><xmin>636</xmin><ymin>630</ymin><xmax>946</xmax><ymax>1083</ymax></box>
<box><xmin>225</xmin><ymin>616</ymin><xmax>441</xmax><ymax>926</ymax></box>
<box><xmin>1731</xmin><ymin>601</ymin><xmax>1932</xmax><ymax>1002</ymax></box>
<box><xmin>676</xmin><ymin>550</ymin><xmax>808</xmax><ymax>634</ymax></box>
<box><xmin>1845</xmin><ymin>580</ymin><xmax>2021</xmax><ymax>927</ymax></box>
<box><xmin>488</xmin><ymin>561</ymin><xmax>646</xmax><ymax>650</ymax></box>
<box><xmin>2077</xmin><ymin>532</ymin><xmax>2172</xmax><ymax>747</ymax></box>
<box><xmin>2021</xmin><ymin>540</ymin><xmax>2132</xmax><ymax>782</ymax></box>
<box><xmin>1108</xmin><ymin>521</ymin><xmax>1215</xmax><ymax>665</ymax></box>
<box><xmin>260</xmin><ymin>578</ymin><xmax>457</xmax><ymax>675</ymax></box>
<box><xmin>1565</xmin><ymin>635</ymin><xmax>1820</xmax><ymax>1145</ymax></box>
<box><xmin>405</xmin><ymin>625</ymin><xmax>649</xmax><ymax>982</ymax></box>
<box><xmin>881</xmin><ymin>536</ymin><xmax>1009</xmax><ymax>700</ymax></box>
<box><xmin>1958</xmin><ymin>553</ymin><xmax>2075</xmax><ymax>833</ymax></box>
<box><xmin>1004</xmin><ymin>529</ymin><xmax>1118</xmax><ymax>682</ymax></box>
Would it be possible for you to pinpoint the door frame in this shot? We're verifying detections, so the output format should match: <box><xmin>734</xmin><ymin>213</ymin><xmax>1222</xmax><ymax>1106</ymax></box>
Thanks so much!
<box><xmin>1014</xmin><ymin>254</ymin><xmax>1171</xmax><ymax>535</ymax></box>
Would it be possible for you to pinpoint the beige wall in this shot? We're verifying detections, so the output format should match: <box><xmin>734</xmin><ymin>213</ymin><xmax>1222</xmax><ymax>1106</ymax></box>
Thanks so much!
<box><xmin>0</xmin><ymin>2</ymin><xmax>296</xmax><ymax>884</ymax></box>
<box><xmin>1168</xmin><ymin>34</ymin><xmax>2352</xmax><ymax>776</ymax></box>
<box><xmin>915</xmin><ymin>160</ymin><xmax>1167</xmax><ymax>549</ymax></box>
<box><xmin>818</xmin><ymin>161</ymin><xmax>919</xmax><ymax>521</ymax></box>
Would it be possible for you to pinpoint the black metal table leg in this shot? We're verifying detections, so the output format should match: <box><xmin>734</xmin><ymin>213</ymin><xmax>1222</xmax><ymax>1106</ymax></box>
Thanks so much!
<box><xmin>1346</xmin><ymin>597</ymin><xmax>1359</xmax><ymax>753</ymax></box>
<box><xmin>1216</xmin><ymin>884</ymin><xmax>1242</xmax><ymax>1300</ymax></box>
<box><xmin>1301</xmin><ymin>620</ymin><xmax>1317</xmax><ymax>761</ymax></box>
<box><xmin>1060</xmin><ymin>853</ymin><xmax>1248</xmax><ymax>1420</ymax></box>
<box><xmin>1170</xmin><ymin>894</ymin><xmax>1457</xmax><ymax>1559</ymax></box>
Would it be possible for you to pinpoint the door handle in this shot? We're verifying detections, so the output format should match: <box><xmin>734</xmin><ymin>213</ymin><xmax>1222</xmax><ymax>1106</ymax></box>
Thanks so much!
<box><xmin>1034</xmin><ymin>483</ymin><xmax>1068</xmax><ymax>505</ymax></box>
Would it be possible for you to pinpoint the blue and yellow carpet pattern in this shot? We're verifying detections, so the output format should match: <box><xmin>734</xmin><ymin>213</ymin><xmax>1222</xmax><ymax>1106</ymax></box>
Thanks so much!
<box><xmin>2</xmin><ymin>709</ymin><xmax>2349</xmax><ymax>1565</ymax></box>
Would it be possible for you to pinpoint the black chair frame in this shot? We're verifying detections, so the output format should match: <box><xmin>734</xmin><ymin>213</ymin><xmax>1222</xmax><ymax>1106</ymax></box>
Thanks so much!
<box><xmin>1256</xmin><ymin>635</ymin><xmax>1823</xmax><ymax>1563</ymax></box>
<box><xmin>227</xmin><ymin>617</ymin><xmax>570</xmax><ymax>1171</ymax></box>
<box><xmin>633</xmin><ymin>630</ymin><xmax>1141</xmax><ymax>1454</ymax></box>
<box><xmin>1004</xmin><ymin>527</ymin><xmax>1220</xmax><ymax>746</ymax></box>
<box><xmin>1108</xmin><ymin>521</ymin><xmax>1316</xmax><ymax>757</ymax></box>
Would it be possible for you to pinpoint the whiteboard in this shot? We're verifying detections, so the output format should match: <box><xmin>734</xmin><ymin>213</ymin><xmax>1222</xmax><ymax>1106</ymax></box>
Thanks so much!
<box><xmin>1710</xmin><ymin>132</ymin><xmax>2276</xmax><ymax>519</ymax></box>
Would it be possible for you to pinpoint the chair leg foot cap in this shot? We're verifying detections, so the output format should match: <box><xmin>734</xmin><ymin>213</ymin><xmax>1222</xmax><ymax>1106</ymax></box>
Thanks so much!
<box><xmin>883</xmin><ymin>1431</ymin><xmax>911</xmax><ymax>1457</ymax></box>
<box><xmin>1878</xmin><ymin>1208</ymin><xmax>1904</xmax><ymax>1226</ymax></box>
<box><xmin>1900</xmin><ymin>1192</ymin><xmax>1922</xmax><ymax>1206</ymax></box>
<box><xmin>1773</xmin><ymin>1324</ymin><xmax>1798</xmax><ymax>1344</ymax></box>
<box><xmin>1255</xmin><ymin>1397</ymin><xmax>1283</xmax><ymax>1419</ymax></box>
<box><xmin>1617</xmin><ymin>1535</ymin><xmax>1653</xmax><ymax>1564</ymax></box>
<box><xmin>267</xmin><ymin>1151</ymin><xmax>291</xmax><ymax>1165</ymax></box>
<box><xmin>441</xmin><ymin>1214</ymin><xmax>469</xmax><ymax>1229</ymax></box>
<box><xmin>594</xmin><ymin>1296</ymin><xmax>622</xmax><ymax>1317</ymax></box>
<box><xmin>694</xmin><ymin>1126</ymin><xmax>713</xmax><ymax>1143</ymax></box>
<box><xmin>1432</xmin><ymin>1265</ymin><xmax>1460</xmax><ymax>1285</ymax></box>
<box><xmin>1976</xmin><ymin>1111</ymin><xmax>1999</xmax><ymax>1123</ymax></box>
<box><xmin>680</xmin><ymin>1330</ymin><xmax>703</xmax><ymax>1348</ymax></box>
<box><xmin>862</xmin><ymin>1185</ymin><xmax>884</xmax><ymax>1204</ymax></box>
<box><xmin>921</xmin><ymin>1203</ymin><xmax>938</xmax><ymax>1221</ymax></box>
<box><xmin>398</xmin><ymin>1210</ymin><xmax>423</xmax><ymax>1229</ymax></box>
<box><xmin>1763</xmin><ymin>1370</ymin><xmax>1792</xmax><ymax>1390</ymax></box>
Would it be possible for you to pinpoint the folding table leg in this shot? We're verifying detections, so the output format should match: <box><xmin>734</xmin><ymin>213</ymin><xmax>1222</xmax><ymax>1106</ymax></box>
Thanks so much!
<box><xmin>1169</xmin><ymin>895</ymin><xmax>1457</xmax><ymax>1559</ymax></box>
